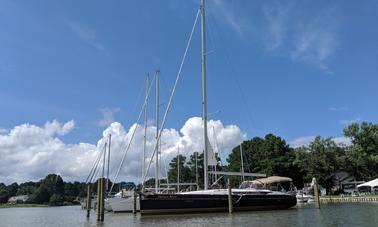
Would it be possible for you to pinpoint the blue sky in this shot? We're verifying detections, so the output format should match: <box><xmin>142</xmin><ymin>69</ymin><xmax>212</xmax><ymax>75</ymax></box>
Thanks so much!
<box><xmin>1</xmin><ymin>0</ymin><xmax>378</xmax><ymax>146</ymax></box>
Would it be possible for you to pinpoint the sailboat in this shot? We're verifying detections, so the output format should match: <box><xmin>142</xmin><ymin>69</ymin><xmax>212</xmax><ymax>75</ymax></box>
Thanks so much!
<box><xmin>139</xmin><ymin>0</ymin><xmax>296</xmax><ymax>214</ymax></box>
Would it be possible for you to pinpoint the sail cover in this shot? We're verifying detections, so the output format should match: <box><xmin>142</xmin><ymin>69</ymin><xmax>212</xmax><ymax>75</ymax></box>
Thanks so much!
<box><xmin>206</xmin><ymin>135</ymin><xmax>218</xmax><ymax>166</ymax></box>
<box><xmin>251</xmin><ymin>176</ymin><xmax>293</xmax><ymax>185</ymax></box>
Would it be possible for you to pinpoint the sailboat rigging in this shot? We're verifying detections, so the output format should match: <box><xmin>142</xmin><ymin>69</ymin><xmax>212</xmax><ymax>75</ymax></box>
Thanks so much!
<box><xmin>139</xmin><ymin>0</ymin><xmax>297</xmax><ymax>214</ymax></box>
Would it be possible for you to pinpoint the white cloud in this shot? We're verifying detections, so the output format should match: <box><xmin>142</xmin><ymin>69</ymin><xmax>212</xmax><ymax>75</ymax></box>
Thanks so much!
<box><xmin>262</xmin><ymin>2</ymin><xmax>293</xmax><ymax>52</ymax></box>
<box><xmin>97</xmin><ymin>107</ymin><xmax>120</xmax><ymax>127</ymax></box>
<box><xmin>209</xmin><ymin>0</ymin><xmax>250</xmax><ymax>37</ymax></box>
<box><xmin>44</xmin><ymin>119</ymin><xmax>75</xmax><ymax>136</ymax></box>
<box><xmin>333</xmin><ymin>136</ymin><xmax>351</xmax><ymax>147</ymax></box>
<box><xmin>66</xmin><ymin>21</ymin><xmax>105</xmax><ymax>51</ymax></box>
<box><xmin>290</xmin><ymin>7</ymin><xmax>340</xmax><ymax>73</ymax></box>
<box><xmin>289</xmin><ymin>136</ymin><xmax>316</xmax><ymax>148</ymax></box>
<box><xmin>210</xmin><ymin>1</ymin><xmax>341</xmax><ymax>73</ymax></box>
<box><xmin>290</xmin><ymin>135</ymin><xmax>352</xmax><ymax>148</ymax></box>
<box><xmin>0</xmin><ymin>128</ymin><xmax>7</xmax><ymax>134</ymax></box>
<box><xmin>0</xmin><ymin>117</ymin><xmax>245</xmax><ymax>185</ymax></box>
<box><xmin>0</xmin><ymin>120</ymin><xmax>96</xmax><ymax>184</ymax></box>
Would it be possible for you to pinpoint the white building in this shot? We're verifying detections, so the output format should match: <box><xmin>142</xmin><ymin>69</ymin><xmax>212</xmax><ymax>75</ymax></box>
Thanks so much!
<box><xmin>7</xmin><ymin>195</ymin><xmax>29</xmax><ymax>204</ymax></box>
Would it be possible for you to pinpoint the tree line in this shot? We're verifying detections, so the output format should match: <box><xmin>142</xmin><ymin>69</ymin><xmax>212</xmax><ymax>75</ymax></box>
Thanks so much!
<box><xmin>164</xmin><ymin>122</ymin><xmax>378</xmax><ymax>194</ymax></box>
<box><xmin>0</xmin><ymin>174</ymin><xmax>134</xmax><ymax>205</ymax></box>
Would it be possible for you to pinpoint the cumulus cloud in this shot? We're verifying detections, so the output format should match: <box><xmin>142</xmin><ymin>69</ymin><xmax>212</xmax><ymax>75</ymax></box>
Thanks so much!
<box><xmin>0</xmin><ymin>120</ymin><xmax>96</xmax><ymax>184</ymax></box>
<box><xmin>0</xmin><ymin>117</ymin><xmax>245</xmax><ymax>184</ymax></box>
<box><xmin>0</xmin><ymin>128</ymin><xmax>7</xmax><ymax>134</ymax></box>
<box><xmin>101</xmin><ymin>117</ymin><xmax>245</xmax><ymax>183</ymax></box>
<box><xmin>44</xmin><ymin>120</ymin><xmax>75</xmax><ymax>136</ymax></box>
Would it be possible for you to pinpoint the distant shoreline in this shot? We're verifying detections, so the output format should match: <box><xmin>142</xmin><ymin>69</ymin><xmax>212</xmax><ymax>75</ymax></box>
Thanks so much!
<box><xmin>0</xmin><ymin>204</ymin><xmax>80</xmax><ymax>209</ymax></box>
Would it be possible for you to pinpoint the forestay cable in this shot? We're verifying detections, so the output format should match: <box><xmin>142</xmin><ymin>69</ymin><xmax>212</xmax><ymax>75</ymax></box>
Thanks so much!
<box><xmin>109</xmin><ymin>76</ymin><xmax>155</xmax><ymax>193</ymax></box>
<box><xmin>142</xmin><ymin>9</ymin><xmax>200</xmax><ymax>186</ymax></box>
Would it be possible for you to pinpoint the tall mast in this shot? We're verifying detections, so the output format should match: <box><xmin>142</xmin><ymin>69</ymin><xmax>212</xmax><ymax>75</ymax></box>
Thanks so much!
<box><xmin>240</xmin><ymin>144</ymin><xmax>245</xmax><ymax>182</ymax></box>
<box><xmin>200</xmin><ymin>0</ymin><xmax>209</xmax><ymax>190</ymax></box>
<box><xmin>106</xmin><ymin>134</ymin><xmax>112</xmax><ymax>192</ymax></box>
<box><xmin>155</xmin><ymin>70</ymin><xmax>160</xmax><ymax>193</ymax></box>
<box><xmin>142</xmin><ymin>75</ymin><xmax>149</xmax><ymax>186</ymax></box>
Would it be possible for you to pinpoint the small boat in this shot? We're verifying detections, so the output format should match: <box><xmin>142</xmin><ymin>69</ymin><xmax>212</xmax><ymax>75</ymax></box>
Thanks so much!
<box><xmin>296</xmin><ymin>191</ymin><xmax>314</xmax><ymax>203</ymax></box>
<box><xmin>296</xmin><ymin>182</ymin><xmax>315</xmax><ymax>203</ymax></box>
<box><xmin>107</xmin><ymin>189</ymin><xmax>139</xmax><ymax>212</ymax></box>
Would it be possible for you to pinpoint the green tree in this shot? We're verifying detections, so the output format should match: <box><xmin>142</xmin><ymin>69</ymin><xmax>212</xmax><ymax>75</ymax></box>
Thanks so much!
<box><xmin>49</xmin><ymin>193</ymin><xmax>64</xmax><ymax>206</ymax></box>
<box><xmin>344</xmin><ymin>122</ymin><xmax>378</xmax><ymax>155</ymax></box>
<box><xmin>29</xmin><ymin>174</ymin><xmax>65</xmax><ymax>204</ymax></box>
<box><xmin>29</xmin><ymin>185</ymin><xmax>50</xmax><ymax>204</ymax></box>
<box><xmin>167</xmin><ymin>154</ymin><xmax>191</xmax><ymax>191</ymax></box>
<box><xmin>0</xmin><ymin>183</ymin><xmax>10</xmax><ymax>203</ymax></box>
<box><xmin>343</xmin><ymin>122</ymin><xmax>378</xmax><ymax>180</ymax></box>
<box><xmin>6</xmin><ymin>183</ymin><xmax>19</xmax><ymax>198</ymax></box>
<box><xmin>227</xmin><ymin>134</ymin><xmax>303</xmax><ymax>187</ymax></box>
<box><xmin>186</xmin><ymin>152</ymin><xmax>204</xmax><ymax>188</ymax></box>
<box><xmin>17</xmin><ymin>182</ymin><xmax>38</xmax><ymax>195</ymax></box>
<box><xmin>297</xmin><ymin>136</ymin><xmax>344</xmax><ymax>194</ymax></box>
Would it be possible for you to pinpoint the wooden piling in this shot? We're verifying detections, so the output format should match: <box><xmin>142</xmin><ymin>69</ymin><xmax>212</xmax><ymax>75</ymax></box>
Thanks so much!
<box><xmin>227</xmin><ymin>178</ymin><xmax>233</xmax><ymax>213</ymax></box>
<box><xmin>96</xmin><ymin>178</ymin><xmax>105</xmax><ymax>222</ymax></box>
<box><xmin>86</xmin><ymin>184</ymin><xmax>91</xmax><ymax>218</ymax></box>
<box><xmin>96</xmin><ymin>179</ymin><xmax>101</xmax><ymax>221</ymax></box>
<box><xmin>313</xmin><ymin>177</ymin><xmax>320</xmax><ymax>209</ymax></box>
<box><xmin>101</xmin><ymin>178</ymin><xmax>105</xmax><ymax>221</ymax></box>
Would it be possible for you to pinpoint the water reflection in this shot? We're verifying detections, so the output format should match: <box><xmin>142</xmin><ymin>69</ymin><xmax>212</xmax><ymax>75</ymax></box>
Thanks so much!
<box><xmin>0</xmin><ymin>203</ymin><xmax>377</xmax><ymax>227</ymax></box>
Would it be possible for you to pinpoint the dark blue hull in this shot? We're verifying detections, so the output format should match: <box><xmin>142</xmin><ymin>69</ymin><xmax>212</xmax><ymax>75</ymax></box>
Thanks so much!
<box><xmin>140</xmin><ymin>192</ymin><xmax>297</xmax><ymax>214</ymax></box>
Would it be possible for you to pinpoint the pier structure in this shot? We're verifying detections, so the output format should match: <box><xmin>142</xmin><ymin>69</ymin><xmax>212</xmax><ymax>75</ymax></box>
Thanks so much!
<box><xmin>320</xmin><ymin>196</ymin><xmax>378</xmax><ymax>203</ymax></box>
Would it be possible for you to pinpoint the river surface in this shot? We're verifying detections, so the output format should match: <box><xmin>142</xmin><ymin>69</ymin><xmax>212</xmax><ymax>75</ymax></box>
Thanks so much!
<box><xmin>0</xmin><ymin>203</ymin><xmax>377</xmax><ymax>227</ymax></box>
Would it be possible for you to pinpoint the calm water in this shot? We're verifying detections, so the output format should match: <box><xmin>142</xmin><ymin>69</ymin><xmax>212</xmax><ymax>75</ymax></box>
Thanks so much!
<box><xmin>0</xmin><ymin>203</ymin><xmax>377</xmax><ymax>227</ymax></box>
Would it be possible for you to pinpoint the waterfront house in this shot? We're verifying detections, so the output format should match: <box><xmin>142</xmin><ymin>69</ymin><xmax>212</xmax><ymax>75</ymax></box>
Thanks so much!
<box><xmin>7</xmin><ymin>195</ymin><xmax>29</xmax><ymax>204</ymax></box>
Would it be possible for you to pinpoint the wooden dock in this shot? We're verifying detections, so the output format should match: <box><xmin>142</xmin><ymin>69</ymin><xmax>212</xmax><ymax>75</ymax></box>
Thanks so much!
<box><xmin>320</xmin><ymin>196</ymin><xmax>378</xmax><ymax>203</ymax></box>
